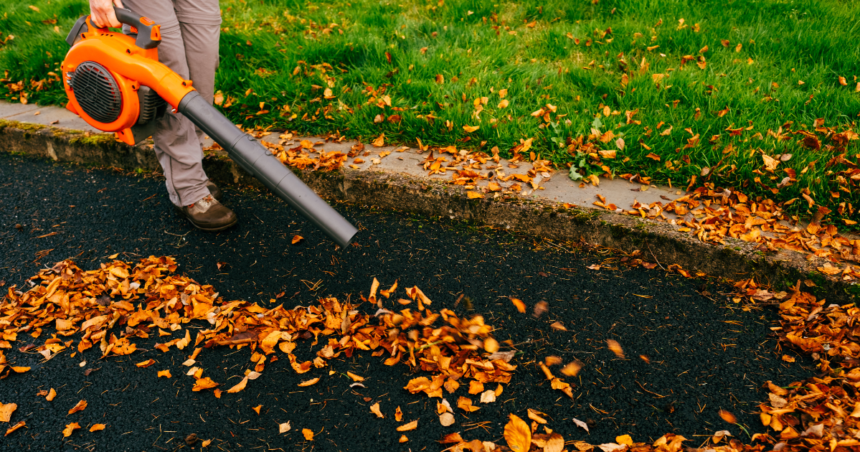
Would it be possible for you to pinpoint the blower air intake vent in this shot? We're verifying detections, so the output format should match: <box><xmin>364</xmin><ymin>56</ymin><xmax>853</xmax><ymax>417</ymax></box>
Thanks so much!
<box><xmin>70</xmin><ymin>61</ymin><xmax>122</xmax><ymax>124</ymax></box>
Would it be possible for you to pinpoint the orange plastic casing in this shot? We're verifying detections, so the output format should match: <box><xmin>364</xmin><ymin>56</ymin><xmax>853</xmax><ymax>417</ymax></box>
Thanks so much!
<box><xmin>62</xmin><ymin>16</ymin><xmax>196</xmax><ymax>145</ymax></box>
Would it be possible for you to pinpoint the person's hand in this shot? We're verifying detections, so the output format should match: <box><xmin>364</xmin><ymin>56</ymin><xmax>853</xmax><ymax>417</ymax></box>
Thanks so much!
<box><xmin>89</xmin><ymin>0</ymin><xmax>124</xmax><ymax>28</ymax></box>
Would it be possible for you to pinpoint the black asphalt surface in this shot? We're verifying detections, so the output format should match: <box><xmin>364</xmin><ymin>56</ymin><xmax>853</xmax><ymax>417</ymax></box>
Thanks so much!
<box><xmin>0</xmin><ymin>152</ymin><xmax>814</xmax><ymax>451</ymax></box>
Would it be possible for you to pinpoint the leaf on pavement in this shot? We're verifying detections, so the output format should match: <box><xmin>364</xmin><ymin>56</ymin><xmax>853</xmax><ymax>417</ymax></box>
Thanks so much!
<box><xmin>396</xmin><ymin>420</ymin><xmax>418</xmax><ymax>432</ymax></box>
<box><xmin>68</xmin><ymin>400</ymin><xmax>87</xmax><ymax>415</ymax></box>
<box><xmin>503</xmin><ymin>414</ymin><xmax>531</xmax><ymax>452</ymax></box>
<box><xmin>0</xmin><ymin>403</ymin><xmax>16</xmax><ymax>422</ymax></box>
<box><xmin>298</xmin><ymin>377</ymin><xmax>320</xmax><ymax>387</ymax></box>
<box><xmin>192</xmin><ymin>377</ymin><xmax>219</xmax><ymax>392</ymax></box>
<box><xmin>510</xmin><ymin>297</ymin><xmax>526</xmax><ymax>313</ymax></box>
<box><xmin>62</xmin><ymin>423</ymin><xmax>80</xmax><ymax>437</ymax></box>
<box><xmin>5</xmin><ymin>421</ymin><xmax>25</xmax><ymax>436</ymax></box>
<box><xmin>607</xmin><ymin>340</ymin><xmax>625</xmax><ymax>359</ymax></box>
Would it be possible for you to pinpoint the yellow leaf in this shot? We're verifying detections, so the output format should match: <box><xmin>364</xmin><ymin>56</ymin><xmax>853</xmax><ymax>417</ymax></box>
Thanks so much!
<box><xmin>89</xmin><ymin>424</ymin><xmax>106</xmax><ymax>432</ymax></box>
<box><xmin>346</xmin><ymin>371</ymin><xmax>365</xmax><ymax>382</ymax></box>
<box><xmin>192</xmin><ymin>377</ymin><xmax>219</xmax><ymax>392</ymax></box>
<box><xmin>499</xmin><ymin>89</ymin><xmax>508</xmax><ymax>98</ymax></box>
<box><xmin>5</xmin><ymin>420</ymin><xmax>25</xmax><ymax>437</ymax></box>
<box><xmin>498</xmin><ymin>99</ymin><xmax>509</xmax><ymax>109</ymax></box>
<box><xmin>463</xmin><ymin>125</ymin><xmax>480</xmax><ymax>133</ymax></box>
<box><xmin>545</xmin><ymin>433</ymin><xmax>565</xmax><ymax>452</ymax></box>
<box><xmin>503</xmin><ymin>414</ymin><xmax>531</xmax><ymax>452</ymax></box>
<box><xmin>202</xmin><ymin>439</ymin><xmax>212</xmax><ymax>447</ymax></box>
<box><xmin>616</xmin><ymin>434</ymin><xmax>633</xmax><ymax>446</ymax></box>
<box><xmin>46</xmin><ymin>388</ymin><xmax>57</xmax><ymax>401</ymax></box>
<box><xmin>467</xmin><ymin>191</ymin><xmax>484</xmax><ymax>199</ymax></box>
<box><xmin>227</xmin><ymin>376</ymin><xmax>249</xmax><ymax>393</ymax></box>
<box><xmin>607</xmin><ymin>340</ymin><xmax>624</xmax><ymax>359</ymax></box>
<box><xmin>157</xmin><ymin>369</ymin><xmax>172</xmax><ymax>378</ymax></box>
<box><xmin>372</xmin><ymin>133</ymin><xmax>386</xmax><ymax>147</ymax></box>
<box><xmin>28</xmin><ymin>5</ymin><xmax>40</xmax><ymax>12</ymax></box>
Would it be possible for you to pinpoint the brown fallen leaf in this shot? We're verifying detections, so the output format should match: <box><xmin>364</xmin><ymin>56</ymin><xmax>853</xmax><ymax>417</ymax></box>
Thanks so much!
<box><xmin>607</xmin><ymin>339</ymin><xmax>625</xmax><ymax>359</ymax></box>
<box><xmin>62</xmin><ymin>422</ymin><xmax>80</xmax><ymax>437</ymax></box>
<box><xmin>0</xmin><ymin>403</ymin><xmax>17</xmax><ymax>422</ymax></box>
<box><xmin>279</xmin><ymin>422</ymin><xmax>291</xmax><ymax>433</ymax></box>
<box><xmin>68</xmin><ymin>400</ymin><xmax>87</xmax><ymax>415</ymax></box>
<box><xmin>396</xmin><ymin>420</ymin><xmax>418</xmax><ymax>432</ymax></box>
<box><xmin>510</xmin><ymin>297</ymin><xmax>526</xmax><ymax>313</ymax></box>
<box><xmin>89</xmin><ymin>424</ymin><xmax>106</xmax><ymax>432</ymax></box>
<box><xmin>504</xmin><ymin>414</ymin><xmax>531</xmax><ymax>452</ymax></box>
<box><xmin>302</xmin><ymin>428</ymin><xmax>314</xmax><ymax>441</ymax></box>
<box><xmin>5</xmin><ymin>420</ymin><xmax>25</xmax><ymax>436</ymax></box>
<box><xmin>298</xmin><ymin>377</ymin><xmax>320</xmax><ymax>387</ymax></box>
<box><xmin>370</xmin><ymin>402</ymin><xmax>384</xmax><ymax>418</ymax></box>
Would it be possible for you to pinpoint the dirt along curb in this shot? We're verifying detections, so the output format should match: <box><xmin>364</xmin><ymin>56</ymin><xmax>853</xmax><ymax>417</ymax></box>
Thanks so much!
<box><xmin>0</xmin><ymin>116</ymin><xmax>856</xmax><ymax>304</ymax></box>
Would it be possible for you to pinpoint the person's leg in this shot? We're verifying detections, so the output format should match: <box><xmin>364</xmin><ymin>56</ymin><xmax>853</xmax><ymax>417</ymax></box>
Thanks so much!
<box><xmin>122</xmin><ymin>0</ymin><xmax>210</xmax><ymax>207</ymax></box>
<box><xmin>173</xmin><ymin>0</ymin><xmax>222</xmax><ymax>146</ymax></box>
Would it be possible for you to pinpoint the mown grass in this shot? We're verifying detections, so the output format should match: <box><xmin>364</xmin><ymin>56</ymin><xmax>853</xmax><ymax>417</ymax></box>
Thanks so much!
<box><xmin>1</xmin><ymin>0</ymin><xmax>859</xmax><ymax>225</ymax></box>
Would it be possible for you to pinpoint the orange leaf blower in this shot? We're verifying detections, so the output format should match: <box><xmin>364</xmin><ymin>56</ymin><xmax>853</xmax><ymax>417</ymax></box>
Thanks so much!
<box><xmin>61</xmin><ymin>7</ymin><xmax>357</xmax><ymax>247</ymax></box>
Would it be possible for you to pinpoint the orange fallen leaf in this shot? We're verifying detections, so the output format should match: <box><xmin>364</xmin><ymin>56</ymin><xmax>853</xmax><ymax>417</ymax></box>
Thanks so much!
<box><xmin>5</xmin><ymin>420</ymin><xmax>25</xmax><ymax>436</ymax></box>
<box><xmin>252</xmin><ymin>405</ymin><xmax>262</xmax><ymax>415</ymax></box>
<box><xmin>298</xmin><ymin>377</ymin><xmax>320</xmax><ymax>387</ymax></box>
<box><xmin>607</xmin><ymin>339</ymin><xmax>625</xmax><ymax>359</ymax></box>
<box><xmin>510</xmin><ymin>298</ymin><xmax>526</xmax><ymax>313</ymax></box>
<box><xmin>396</xmin><ymin>420</ymin><xmax>418</xmax><ymax>431</ymax></box>
<box><xmin>503</xmin><ymin>414</ymin><xmax>531</xmax><ymax>452</ymax></box>
<box><xmin>457</xmin><ymin>397</ymin><xmax>480</xmax><ymax>413</ymax></box>
<box><xmin>0</xmin><ymin>403</ymin><xmax>17</xmax><ymax>422</ymax></box>
<box><xmin>157</xmin><ymin>370</ymin><xmax>172</xmax><ymax>378</ymax></box>
<box><xmin>370</xmin><ymin>402</ymin><xmax>384</xmax><ymax>418</ymax></box>
<box><xmin>561</xmin><ymin>361</ymin><xmax>582</xmax><ymax>376</ymax></box>
<box><xmin>46</xmin><ymin>388</ymin><xmax>57</xmax><ymax>401</ymax></box>
<box><xmin>89</xmin><ymin>424</ymin><xmax>106</xmax><ymax>432</ymax></box>
<box><xmin>228</xmin><ymin>376</ymin><xmax>249</xmax><ymax>393</ymax></box>
<box><xmin>136</xmin><ymin>359</ymin><xmax>156</xmax><ymax>368</ymax></box>
<box><xmin>62</xmin><ymin>422</ymin><xmax>80</xmax><ymax>437</ymax></box>
<box><xmin>372</xmin><ymin>133</ymin><xmax>385</xmax><ymax>147</ymax></box>
<box><xmin>201</xmin><ymin>439</ymin><xmax>212</xmax><ymax>447</ymax></box>
<box><xmin>467</xmin><ymin>191</ymin><xmax>484</xmax><ymax>199</ymax></box>
<box><xmin>346</xmin><ymin>371</ymin><xmax>365</xmax><ymax>382</ymax></box>
<box><xmin>463</xmin><ymin>125</ymin><xmax>480</xmax><ymax>133</ymax></box>
<box><xmin>302</xmin><ymin>428</ymin><xmax>314</xmax><ymax>441</ymax></box>
<box><xmin>292</xmin><ymin>235</ymin><xmax>304</xmax><ymax>245</ymax></box>
<box><xmin>527</xmin><ymin>408</ymin><xmax>547</xmax><ymax>424</ymax></box>
<box><xmin>719</xmin><ymin>409</ymin><xmax>737</xmax><ymax>424</ymax></box>
<box><xmin>616</xmin><ymin>434</ymin><xmax>633</xmax><ymax>446</ymax></box>
<box><xmin>469</xmin><ymin>380</ymin><xmax>484</xmax><ymax>395</ymax></box>
<box><xmin>192</xmin><ymin>377</ymin><xmax>219</xmax><ymax>392</ymax></box>
<box><xmin>68</xmin><ymin>400</ymin><xmax>87</xmax><ymax>415</ymax></box>
<box><xmin>399</xmin><ymin>435</ymin><xmax>409</xmax><ymax>443</ymax></box>
<box><xmin>395</xmin><ymin>406</ymin><xmax>403</xmax><ymax>422</ymax></box>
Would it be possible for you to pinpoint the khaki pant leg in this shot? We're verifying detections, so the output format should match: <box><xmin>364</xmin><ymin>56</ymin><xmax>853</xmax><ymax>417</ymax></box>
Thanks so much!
<box><xmin>122</xmin><ymin>0</ymin><xmax>211</xmax><ymax>207</ymax></box>
<box><xmin>174</xmin><ymin>0</ymin><xmax>222</xmax><ymax>145</ymax></box>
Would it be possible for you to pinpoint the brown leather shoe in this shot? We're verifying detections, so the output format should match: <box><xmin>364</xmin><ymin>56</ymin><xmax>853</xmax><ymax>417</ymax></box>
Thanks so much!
<box><xmin>206</xmin><ymin>181</ymin><xmax>222</xmax><ymax>201</ymax></box>
<box><xmin>178</xmin><ymin>195</ymin><xmax>237</xmax><ymax>231</ymax></box>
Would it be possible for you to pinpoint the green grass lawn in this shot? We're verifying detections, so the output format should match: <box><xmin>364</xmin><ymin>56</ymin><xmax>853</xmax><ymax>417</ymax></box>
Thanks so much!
<box><xmin>1</xmin><ymin>0</ymin><xmax>859</xmax><ymax>225</ymax></box>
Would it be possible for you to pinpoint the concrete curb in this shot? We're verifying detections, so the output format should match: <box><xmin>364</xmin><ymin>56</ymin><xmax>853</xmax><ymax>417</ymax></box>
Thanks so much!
<box><xmin>1</xmin><ymin>119</ymin><xmax>855</xmax><ymax>303</ymax></box>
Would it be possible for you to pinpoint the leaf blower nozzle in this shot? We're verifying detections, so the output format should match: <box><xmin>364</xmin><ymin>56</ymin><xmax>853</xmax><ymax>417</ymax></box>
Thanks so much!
<box><xmin>61</xmin><ymin>7</ymin><xmax>358</xmax><ymax>248</ymax></box>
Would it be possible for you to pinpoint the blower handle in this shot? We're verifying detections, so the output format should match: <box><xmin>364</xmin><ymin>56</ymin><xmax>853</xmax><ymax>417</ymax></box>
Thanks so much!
<box><xmin>177</xmin><ymin>92</ymin><xmax>359</xmax><ymax>249</ymax></box>
<box><xmin>113</xmin><ymin>7</ymin><xmax>161</xmax><ymax>49</ymax></box>
<box><xmin>66</xmin><ymin>7</ymin><xmax>161</xmax><ymax>49</ymax></box>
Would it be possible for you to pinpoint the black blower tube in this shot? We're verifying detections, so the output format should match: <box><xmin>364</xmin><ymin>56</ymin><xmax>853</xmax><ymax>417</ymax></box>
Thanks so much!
<box><xmin>178</xmin><ymin>91</ymin><xmax>358</xmax><ymax>248</ymax></box>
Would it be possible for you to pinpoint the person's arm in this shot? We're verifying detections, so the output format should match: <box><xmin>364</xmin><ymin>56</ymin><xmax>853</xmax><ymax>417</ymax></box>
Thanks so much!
<box><xmin>88</xmin><ymin>0</ymin><xmax>124</xmax><ymax>28</ymax></box>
